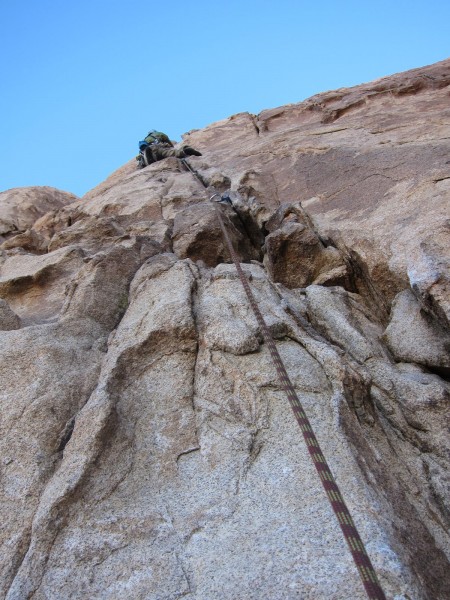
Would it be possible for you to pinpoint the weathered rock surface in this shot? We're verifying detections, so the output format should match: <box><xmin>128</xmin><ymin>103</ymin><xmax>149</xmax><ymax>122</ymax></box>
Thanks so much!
<box><xmin>263</xmin><ymin>202</ymin><xmax>349</xmax><ymax>288</ymax></box>
<box><xmin>0</xmin><ymin>186</ymin><xmax>77</xmax><ymax>242</ymax></box>
<box><xmin>383</xmin><ymin>289</ymin><xmax>450</xmax><ymax>373</ymax></box>
<box><xmin>0</xmin><ymin>60</ymin><xmax>449</xmax><ymax>600</ymax></box>
<box><xmin>0</xmin><ymin>298</ymin><xmax>21</xmax><ymax>330</ymax></box>
<box><xmin>185</xmin><ymin>59</ymin><xmax>450</xmax><ymax>328</ymax></box>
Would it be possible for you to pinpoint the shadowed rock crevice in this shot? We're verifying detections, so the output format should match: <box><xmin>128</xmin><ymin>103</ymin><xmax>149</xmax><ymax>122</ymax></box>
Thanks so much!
<box><xmin>56</xmin><ymin>416</ymin><xmax>76</xmax><ymax>453</ymax></box>
<box><xmin>341</xmin><ymin>404</ymin><xmax>450</xmax><ymax>600</ymax></box>
<box><xmin>262</xmin><ymin>201</ymin><xmax>352</xmax><ymax>290</ymax></box>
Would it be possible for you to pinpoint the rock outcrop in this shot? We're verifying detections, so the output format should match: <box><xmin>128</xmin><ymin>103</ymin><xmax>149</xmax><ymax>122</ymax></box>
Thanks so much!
<box><xmin>0</xmin><ymin>186</ymin><xmax>77</xmax><ymax>245</ymax></box>
<box><xmin>0</xmin><ymin>60</ymin><xmax>449</xmax><ymax>600</ymax></box>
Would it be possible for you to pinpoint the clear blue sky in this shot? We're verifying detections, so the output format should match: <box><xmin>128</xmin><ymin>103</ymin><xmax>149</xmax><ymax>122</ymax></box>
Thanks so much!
<box><xmin>1</xmin><ymin>0</ymin><xmax>448</xmax><ymax>197</ymax></box>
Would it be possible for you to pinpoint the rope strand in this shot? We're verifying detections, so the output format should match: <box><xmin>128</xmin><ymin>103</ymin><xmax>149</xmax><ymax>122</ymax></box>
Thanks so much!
<box><xmin>212</xmin><ymin>202</ymin><xmax>387</xmax><ymax>600</ymax></box>
<box><xmin>181</xmin><ymin>159</ymin><xmax>387</xmax><ymax>599</ymax></box>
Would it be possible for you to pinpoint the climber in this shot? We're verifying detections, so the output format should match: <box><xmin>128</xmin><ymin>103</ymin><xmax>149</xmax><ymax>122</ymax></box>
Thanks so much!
<box><xmin>136</xmin><ymin>130</ymin><xmax>202</xmax><ymax>169</ymax></box>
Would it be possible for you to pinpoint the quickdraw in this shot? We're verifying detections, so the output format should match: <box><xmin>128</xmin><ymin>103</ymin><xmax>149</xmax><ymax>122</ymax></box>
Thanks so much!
<box><xmin>182</xmin><ymin>159</ymin><xmax>387</xmax><ymax>600</ymax></box>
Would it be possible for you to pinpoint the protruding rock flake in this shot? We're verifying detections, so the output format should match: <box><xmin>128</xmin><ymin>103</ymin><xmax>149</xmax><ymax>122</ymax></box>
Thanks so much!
<box><xmin>1</xmin><ymin>59</ymin><xmax>449</xmax><ymax>600</ymax></box>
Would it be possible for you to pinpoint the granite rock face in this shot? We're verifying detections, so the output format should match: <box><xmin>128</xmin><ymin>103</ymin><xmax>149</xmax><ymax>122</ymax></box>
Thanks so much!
<box><xmin>263</xmin><ymin>201</ymin><xmax>350</xmax><ymax>288</ymax></box>
<box><xmin>0</xmin><ymin>186</ymin><xmax>77</xmax><ymax>243</ymax></box>
<box><xmin>0</xmin><ymin>60</ymin><xmax>449</xmax><ymax>600</ymax></box>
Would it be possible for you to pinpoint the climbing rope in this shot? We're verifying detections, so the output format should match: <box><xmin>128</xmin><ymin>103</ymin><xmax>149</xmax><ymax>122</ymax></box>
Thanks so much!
<box><xmin>182</xmin><ymin>159</ymin><xmax>387</xmax><ymax>600</ymax></box>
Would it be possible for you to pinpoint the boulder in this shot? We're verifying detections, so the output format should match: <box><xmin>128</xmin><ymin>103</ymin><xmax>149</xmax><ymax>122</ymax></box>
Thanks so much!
<box><xmin>172</xmin><ymin>202</ymin><xmax>260</xmax><ymax>266</ymax></box>
<box><xmin>263</xmin><ymin>203</ymin><xmax>350</xmax><ymax>289</ymax></box>
<box><xmin>0</xmin><ymin>186</ymin><xmax>77</xmax><ymax>240</ymax></box>
<box><xmin>383</xmin><ymin>289</ymin><xmax>450</xmax><ymax>372</ymax></box>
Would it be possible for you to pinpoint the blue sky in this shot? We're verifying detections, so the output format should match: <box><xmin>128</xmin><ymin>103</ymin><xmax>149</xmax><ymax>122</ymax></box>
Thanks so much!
<box><xmin>1</xmin><ymin>1</ymin><xmax>448</xmax><ymax>197</ymax></box>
